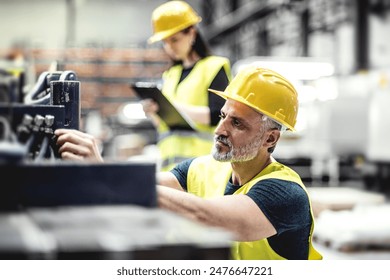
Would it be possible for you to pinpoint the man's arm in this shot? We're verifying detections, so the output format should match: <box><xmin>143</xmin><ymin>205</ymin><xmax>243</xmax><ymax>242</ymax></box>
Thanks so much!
<box><xmin>157</xmin><ymin>171</ymin><xmax>185</xmax><ymax>191</ymax></box>
<box><xmin>156</xmin><ymin>184</ymin><xmax>277</xmax><ymax>241</ymax></box>
<box><xmin>54</xmin><ymin>129</ymin><xmax>276</xmax><ymax>242</ymax></box>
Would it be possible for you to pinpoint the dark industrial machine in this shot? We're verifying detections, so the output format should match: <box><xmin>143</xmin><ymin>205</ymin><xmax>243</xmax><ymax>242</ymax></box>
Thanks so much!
<box><xmin>0</xmin><ymin>69</ymin><xmax>231</xmax><ymax>260</ymax></box>
<box><xmin>0</xmin><ymin>70</ymin><xmax>157</xmax><ymax>210</ymax></box>
<box><xmin>0</xmin><ymin>70</ymin><xmax>80</xmax><ymax>163</ymax></box>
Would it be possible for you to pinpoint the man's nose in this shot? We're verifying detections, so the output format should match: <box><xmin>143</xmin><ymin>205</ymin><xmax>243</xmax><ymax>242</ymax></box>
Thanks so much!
<box><xmin>214</xmin><ymin>118</ymin><xmax>228</xmax><ymax>137</ymax></box>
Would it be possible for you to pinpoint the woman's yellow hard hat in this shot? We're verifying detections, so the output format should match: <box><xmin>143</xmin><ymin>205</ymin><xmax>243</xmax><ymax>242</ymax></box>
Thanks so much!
<box><xmin>148</xmin><ymin>1</ymin><xmax>202</xmax><ymax>44</ymax></box>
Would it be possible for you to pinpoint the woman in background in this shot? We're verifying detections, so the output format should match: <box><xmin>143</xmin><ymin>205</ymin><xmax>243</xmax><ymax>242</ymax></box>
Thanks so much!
<box><xmin>143</xmin><ymin>0</ymin><xmax>231</xmax><ymax>171</ymax></box>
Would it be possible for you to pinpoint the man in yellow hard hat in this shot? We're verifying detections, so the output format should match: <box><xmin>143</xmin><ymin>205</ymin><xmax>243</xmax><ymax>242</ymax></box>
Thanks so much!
<box><xmin>55</xmin><ymin>66</ymin><xmax>322</xmax><ymax>260</ymax></box>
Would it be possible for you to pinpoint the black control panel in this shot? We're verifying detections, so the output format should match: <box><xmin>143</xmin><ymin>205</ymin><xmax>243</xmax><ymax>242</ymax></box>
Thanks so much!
<box><xmin>0</xmin><ymin>70</ymin><xmax>80</xmax><ymax>162</ymax></box>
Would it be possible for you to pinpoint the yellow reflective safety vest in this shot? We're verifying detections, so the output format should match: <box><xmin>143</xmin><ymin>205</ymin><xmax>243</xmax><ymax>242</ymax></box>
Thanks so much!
<box><xmin>158</xmin><ymin>56</ymin><xmax>231</xmax><ymax>171</ymax></box>
<box><xmin>186</xmin><ymin>155</ymin><xmax>323</xmax><ymax>260</ymax></box>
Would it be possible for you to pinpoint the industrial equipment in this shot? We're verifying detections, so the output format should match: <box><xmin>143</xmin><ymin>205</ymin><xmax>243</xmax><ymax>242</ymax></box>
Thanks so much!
<box><xmin>0</xmin><ymin>69</ymin><xmax>230</xmax><ymax>261</ymax></box>
<box><xmin>0</xmin><ymin>70</ymin><xmax>157</xmax><ymax>210</ymax></box>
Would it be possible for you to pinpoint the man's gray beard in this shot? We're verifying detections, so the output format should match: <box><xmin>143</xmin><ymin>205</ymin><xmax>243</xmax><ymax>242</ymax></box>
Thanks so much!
<box><xmin>212</xmin><ymin>133</ymin><xmax>263</xmax><ymax>163</ymax></box>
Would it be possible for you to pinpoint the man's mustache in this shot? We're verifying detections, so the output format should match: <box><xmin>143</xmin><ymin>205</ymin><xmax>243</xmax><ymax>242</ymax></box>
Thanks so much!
<box><xmin>214</xmin><ymin>135</ymin><xmax>231</xmax><ymax>147</ymax></box>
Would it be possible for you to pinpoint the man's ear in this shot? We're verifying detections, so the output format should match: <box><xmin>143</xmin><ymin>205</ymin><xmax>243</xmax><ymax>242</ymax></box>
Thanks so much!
<box><xmin>265</xmin><ymin>129</ymin><xmax>280</xmax><ymax>153</ymax></box>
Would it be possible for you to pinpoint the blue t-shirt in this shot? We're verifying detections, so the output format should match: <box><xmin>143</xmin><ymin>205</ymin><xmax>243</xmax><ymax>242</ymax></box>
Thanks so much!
<box><xmin>171</xmin><ymin>158</ymin><xmax>312</xmax><ymax>260</ymax></box>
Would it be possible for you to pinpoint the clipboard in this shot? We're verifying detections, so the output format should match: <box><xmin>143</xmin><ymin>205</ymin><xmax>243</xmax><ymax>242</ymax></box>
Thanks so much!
<box><xmin>131</xmin><ymin>82</ymin><xmax>196</xmax><ymax>131</ymax></box>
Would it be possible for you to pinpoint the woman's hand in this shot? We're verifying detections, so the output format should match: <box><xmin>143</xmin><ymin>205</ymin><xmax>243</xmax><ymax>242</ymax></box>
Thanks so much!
<box><xmin>140</xmin><ymin>98</ymin><xmax>159</xmax><ymax>115</ymax></box>
<box><xmin>54</xmin><ymin>129</ymin><xmax>104</xmax><ymax>162</ymax></box>
<box><xmin>140</xmin><ymin>98</ymin><xmax>160</xmax><ymax>127</ymax></box>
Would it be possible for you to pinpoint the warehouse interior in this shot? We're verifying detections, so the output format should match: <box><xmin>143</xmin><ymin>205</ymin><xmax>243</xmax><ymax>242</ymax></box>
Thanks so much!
<box><xmin>1</xmin><ymin>0</ymin><xmax>390</xmax><ymax>260</ymax></box>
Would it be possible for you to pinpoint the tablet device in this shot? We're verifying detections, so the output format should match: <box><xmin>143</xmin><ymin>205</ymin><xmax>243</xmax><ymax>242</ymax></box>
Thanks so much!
<box><xmin>131</xmin><ymin>82</ymin><xmax>195</xmax><ymax>131</ymax></box>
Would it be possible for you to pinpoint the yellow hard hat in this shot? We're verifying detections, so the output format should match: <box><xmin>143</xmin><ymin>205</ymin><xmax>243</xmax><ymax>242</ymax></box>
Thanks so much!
<box><xmin>209</xmin><ymin>66</ymin><xmax>299</xmax><ymax>131</ymax></box>
<box><xmin>148</xmin><ymin>1</ymin><xmax>202</xmax><ymax>44</ymax></box>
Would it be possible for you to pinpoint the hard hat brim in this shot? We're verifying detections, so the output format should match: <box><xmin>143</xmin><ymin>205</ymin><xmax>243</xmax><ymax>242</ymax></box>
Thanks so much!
<box><xmin>208</xmin><ymin>88</ymin><xmax>228</xmax><ymax>100</ymax></box>
<box><xmin>148</xmin><ymin>17</ymin><xmax>201</xmax><ymax>44</ymax></box>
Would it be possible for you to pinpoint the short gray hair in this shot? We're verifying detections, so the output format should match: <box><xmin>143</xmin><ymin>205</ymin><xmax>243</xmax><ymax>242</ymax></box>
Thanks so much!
<box><xmin>261</xmin><ymin>115</ymin><xmax>282</xmax><ymax>131</ymax></box>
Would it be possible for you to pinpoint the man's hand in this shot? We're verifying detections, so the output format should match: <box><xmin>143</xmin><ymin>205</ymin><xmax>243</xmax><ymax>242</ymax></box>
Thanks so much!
<box><xmin>54</xmin><ymin>129</ymin><xmax>104</xmax><ymax>162</ymax></box>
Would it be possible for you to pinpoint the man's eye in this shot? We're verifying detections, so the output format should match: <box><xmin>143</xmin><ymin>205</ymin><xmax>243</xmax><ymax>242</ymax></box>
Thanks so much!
<box><xmin>232</xmin><ymin>119</ymin><xmax>240</xmax><ymax>126</ymax></box>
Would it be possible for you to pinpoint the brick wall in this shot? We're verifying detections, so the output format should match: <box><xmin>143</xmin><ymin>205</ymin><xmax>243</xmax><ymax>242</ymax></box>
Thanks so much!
<box><xmin>27</xmin><ymin>47</ymin><xmax>171</xmax><ymax>118</ymax></box>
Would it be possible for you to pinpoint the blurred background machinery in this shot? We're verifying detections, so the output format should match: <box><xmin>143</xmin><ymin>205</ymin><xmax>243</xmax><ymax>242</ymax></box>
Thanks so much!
<box><xmin>1</xmin><ymin>0</ymin><xmax>390</xmax><ymax>259</ymax></box>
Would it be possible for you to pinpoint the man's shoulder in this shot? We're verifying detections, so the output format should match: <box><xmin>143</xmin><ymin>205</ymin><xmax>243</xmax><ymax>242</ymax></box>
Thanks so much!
<box><xmin>250</xmin><ymin>178</ymin><xmax>309</xmax><ymax>207</ymax></box>
<box><xmin>254</xmin><ymin>177</ymin><xmax>302</xmax><ymax>189</ymax></box>
<box><xmin>261</xmin><ymin>161</ymin><xmax>304</xmax><ymax>187</ymax></box>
